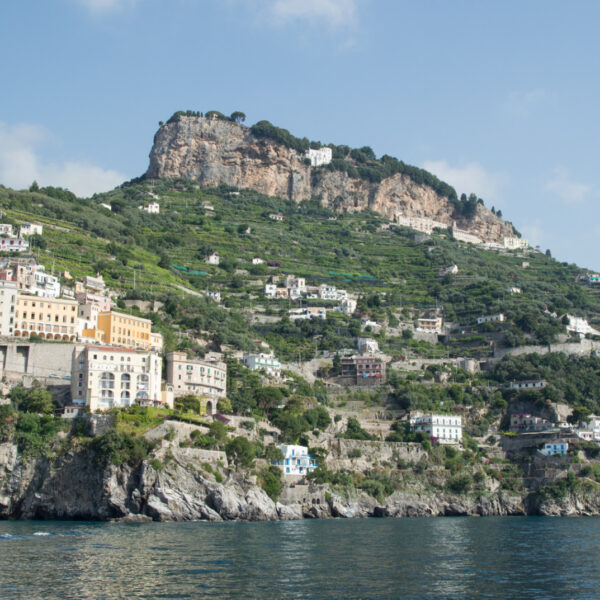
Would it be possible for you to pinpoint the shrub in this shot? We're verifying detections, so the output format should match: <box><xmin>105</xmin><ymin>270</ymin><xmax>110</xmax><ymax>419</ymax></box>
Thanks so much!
<box><xmin>225</xmin><ymin>436</ymin><xmax>256</xmax><ymax>468</ymax></box>
<box><xmin>447</xmin><ymin>473</ymin><xmax>473</xmax><ymax>494</ymax></box>
<box><xmin>338</xmin><ymin>418</ymin><xmax>376</xmax><ymax>441</ymax></box>
<box><xmin>261</xmin><ymin>465</ymin><xmax>283</xmax><ymax>501</ymax></box>
<box><xmin>348</xmin><ymin>448</ymin><xmax>362</xmax><ymax>459</ymax></box>
<box><xmin>90</xmin><ymin>429</ymin><xmax>152</xmax><ymax>466</ymax></box>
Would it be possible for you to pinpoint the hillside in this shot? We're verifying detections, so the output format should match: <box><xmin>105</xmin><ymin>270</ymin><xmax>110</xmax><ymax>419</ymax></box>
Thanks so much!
<box><xmin>1</xmin><ymin>180</ymin><xmax>598</xmax><ymax>363</ymax></box>
<box><xmin>146</xmin><ymin>112</ymin><xmax>514</xmax><ymax>243</ymax></box>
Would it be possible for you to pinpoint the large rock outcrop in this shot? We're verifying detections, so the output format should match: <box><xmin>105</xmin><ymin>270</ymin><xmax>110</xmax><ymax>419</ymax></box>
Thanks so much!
<box><xmin>2</xmin><ymin>442</ymin><xmax>599</xmax><ymax>521</ymax></box>
<box><xmin>145</xmin><ymin>116</ymin><xmax>515</xmax><ymax>243</ymax></box>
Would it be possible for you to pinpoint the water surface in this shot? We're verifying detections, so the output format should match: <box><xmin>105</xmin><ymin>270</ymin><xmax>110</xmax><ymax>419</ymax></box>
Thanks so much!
<box><xmin>0</xmin><ymin>517</ymin><xmax>598</xmax><ymax>599</ymax></box>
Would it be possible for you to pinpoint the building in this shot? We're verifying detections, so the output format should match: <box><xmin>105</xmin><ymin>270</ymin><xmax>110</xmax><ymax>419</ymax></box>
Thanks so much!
<box><xmin>575</xmin><ymin>416</ymin><xmax>600</xmax><ymax>442</ymax></box>
<box><xmin>509</xmin><ymin>414</ymin><xmax>552</xmax><ymax>432</ymax></box>
<box><xmin>275</xmin><ymin>288</ymin><xmax>289</xmax><ymax>299</ymax></box>
<box><xmin>566</xmin><ymin>315</ymin><xmax>600</xmax><ymax>337</ymax></box>
<box><xmin>271</xmin><ymin>444</ymin><xmax>317</xmax><ymax>475</ymax></box>
<box><xmin>540</xmin><ymin>442</ymin><xmax>568</xmax><ymax>456</ymax></box>
<box><xmin>504</xmin><ymin>237</ymin><xmax>529</xmax><ymax>250</ymax></box>
<box><xmin>476</xmin><ymin>313</ymin><xmax>505</xmax><ymax>325</ymax></box>
<box><xmin>268</xmin><ymin>213</ymin><xmax>284</xmax><ymax>222</ymax></box>
<box><xmin>508</xmin><ymin>287</ymin><xmax>522</xmax><ymax>294</ymax></box>
<box><xmin>289</xmin><ymin>307</ymin><xmax>327</xmax><ymax>321</ymax></box>
<box><xmin>166</xmin><ymin>351</ymin><xmax>227</xmax><ymax>404</ymax></box>
<box><xmin>242</xmin><ymin>353</ymin><xmax>281</xmax><ymax>377</ymax></box>
<box><xmin>71</xmin><ymin>345</ymin><xmax>165</xmax><ymax>411</ymax></box>
<box><xmin>410</xmin><ymin>414</ymin><xmax>462</xmax><ymax>444</ymax></box>
<box><xmin>138</xmin><ymin>202</ymin><xmax>160</xmax><ymax>214</ymax></box>
<box><xmin>19</xmin><ymin>223</ymin><xmax>43</xmax><ymax>237</ymax></box>
<box><xmin>206</xmin><ymin>291</ymin><xmax>221</xmax><ymax>303</ymax></box>
<box><xmin>206</xmin><ymin>252</ymin><xmax>220</xmax><ymax>266</ymax></box>
<box><xmin>0</xmin><ymin>225</ymin><xmax>14</xmax><ymax>237</ymax></box>
<box><xmin>0</xmin><ymin>281</ymin><xmax>17</xmax><ymax>336</ymax></box>
<box><xmin>338</xmin><ymin>298</ymin><xmax>357</xmax><ymax>315</ymax></box>
<box><xmin>77</xmin><ymin>302</ymin><xmax>100</xmax><ymax>336</ymax></box>
<box><xmin>150</xmin><ymin>331</ymin><xmax>163</xmax><ymax>352</ymax></box>
<box><xmin>0</xmin><ymin>238</ymin><xmax>29</xmax><ymax>253</ymax></box>
<box><xmin>507</xmin><ymin>380</ymin><xmax>547</xmax><ymax>390</ymax></box>
<box><xmin>75</xmin><ymin>275</ymin><xmax>106</xmax><ymax>295</ymax></box>
<box><xmin>285</xmin><ymin>276</ymin><xmax>306</xmax><ymax>292</ymax></box>
<box><xmin>252</xmin><ymin>258</ymin><xmax>264</xmax><ymax>265</ymax></box>
<box><xmin>451</xmin><ymin>226</ymin><xmax>482</xmax><ymax>245</ymax></box>
<box><xmin>75</xmin><ymin>290</ymin><xmax>111</xmax><ymax>312</ymax></box>
<box><xmin>264</xmin><ymin>284</ymin><xmax>277</xmax><ymax>298</ymax></box>
<box><xmin>417</xmin><ymin>317</ymin><xmax>443</xmax><ymax>333</ymax></box>
<box><xmin>587</xmin><ymin>274</ymin><xmax>600</xmax><ymax>285</ymax></box>
<box><xmin>319</xmin><ymin>285</ymin><xmax>338</xmax><ymax>300</ymax></box>
<box><xmin>395</xmin><ymin>214</ymin><xmax>447</xmax><ymax>235</ymax></box>
<box><xmin>94</xmin><ymin>311</ymin><xmax>154</xmax><ymax>351</ymax></box>
<box><xmin>340</xmin><ymin>356</ymin><xmax>386</xmax><ymax>385</ymax></box>
<box><xmin>304</xmin><ymin>147</ymin><xmax>332</xmax><ymax>167</ymax></box>
<box><xmin>357</xmin><ymin>337</ymin><xmax>379</xmax><ymax>354</ymax></box>
<box><xmin>15</xmin><ymin>294</ymin><xmax>79</xmax><ymax>341</ymax></box>
<box><xmin>438</xmin><ymin>264</ymin><xmax>459</xmax><ymax>277</ymax></box>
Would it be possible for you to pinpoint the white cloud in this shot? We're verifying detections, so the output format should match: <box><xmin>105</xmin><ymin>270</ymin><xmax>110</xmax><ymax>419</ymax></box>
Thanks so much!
<box><xmin>421</xmin><ymin>159</ymin><xmax>505</xmax><ymax>203</ymax></box>
<box><xmin>0</xmin><ymin>122</ymin><xmax>125</xmax><ymax>197</ymax></box>
<box><xmin>76</xmin><ymin>0</ymin><xmax>137</xmax><ymax>14</ymax></box>
<box><xmin>268</xmin><ymin>0</ymin><xmax>357</xmax><ymax>28</ymax></box>
<box><xmin>505</xmin><ymin>89</ymin><xmax>557</xmax><ymax>117</ymax></box>
<box><xmin>546</xmin><ymin>167</ymin><xmax>591</xmax><ymax>205</ymax></box>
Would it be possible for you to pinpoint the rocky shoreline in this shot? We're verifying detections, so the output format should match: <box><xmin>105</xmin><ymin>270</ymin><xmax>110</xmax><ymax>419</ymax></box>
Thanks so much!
<box><xmin>1</xmin><ymin>443</ymin><xmax>599</xmax><ymax>522</ymax></box>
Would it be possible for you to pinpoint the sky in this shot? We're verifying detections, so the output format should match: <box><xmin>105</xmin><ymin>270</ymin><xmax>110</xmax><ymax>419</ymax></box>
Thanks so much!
<box><xmin>1</xmin><ymin>0</ymin><xmax>600</xmax><ymax>269</ymax></box>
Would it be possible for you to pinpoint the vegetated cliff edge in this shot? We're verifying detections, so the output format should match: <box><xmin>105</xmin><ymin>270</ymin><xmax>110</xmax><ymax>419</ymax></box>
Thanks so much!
<box><xmin>1</xmin><ymin>442</ymin><xmax>596</xmax><ymax>521</ymax></box>
<box><xmin>145</xmin><ymin>116</ymin><xmax>514</xmax><ymax>243</ymax></box>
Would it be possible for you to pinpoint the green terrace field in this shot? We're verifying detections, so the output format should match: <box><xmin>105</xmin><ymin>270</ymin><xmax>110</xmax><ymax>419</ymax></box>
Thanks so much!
<box><xmin>0</xmin><ymin>180</ymin><xmax>598</xmax><ymax>357</ymax></box>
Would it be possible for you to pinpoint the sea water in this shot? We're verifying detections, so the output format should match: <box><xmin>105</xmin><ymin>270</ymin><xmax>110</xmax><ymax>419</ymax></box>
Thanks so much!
<box><xmin>0</xmin><ymin>517</ymin><xmax>599</xmax><ymax>599</ymax></box>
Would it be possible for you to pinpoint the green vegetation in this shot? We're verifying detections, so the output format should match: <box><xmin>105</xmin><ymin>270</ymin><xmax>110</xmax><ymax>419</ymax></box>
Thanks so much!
<box><xmin>90</xmin><ymin>429</ymin><xmax>153</xmax><ymax>467</ymax></box>
<box><xmin>338</xmin><ymin>418</ymin><xmax>376</xmax><ymax>441</ymax></box>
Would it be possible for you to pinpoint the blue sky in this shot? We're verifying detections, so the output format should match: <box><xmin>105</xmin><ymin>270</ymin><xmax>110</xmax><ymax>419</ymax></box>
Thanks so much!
<box><xmin>1</xmin><ymin>0</ymin><xmax>599</xmax><ymax>269</ymax></box>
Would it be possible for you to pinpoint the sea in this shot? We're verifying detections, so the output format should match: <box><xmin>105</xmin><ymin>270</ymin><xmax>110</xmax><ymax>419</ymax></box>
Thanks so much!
<box><xmin>0</xmin><ymin>517</ymin><xmax>598</xmax><ymax>599</ymax></box>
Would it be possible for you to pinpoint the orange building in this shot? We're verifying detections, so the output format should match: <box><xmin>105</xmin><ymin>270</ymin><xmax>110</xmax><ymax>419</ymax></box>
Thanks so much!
<box><xmin>95</xmin><ymin>311</ymin><xmax>153</xmax><ymax>351</ymax></box>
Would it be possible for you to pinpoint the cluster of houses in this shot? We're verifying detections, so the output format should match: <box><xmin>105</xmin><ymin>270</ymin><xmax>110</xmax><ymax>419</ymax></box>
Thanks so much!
<box><xmin>0</xmin><ymin>222</ymin><xmax>43</xmax><ymax>253</ymax></box>
<box><xmin>264</xmin><ymin>277</ymin><xmax>358</xmax><ymax>316</ymax></box>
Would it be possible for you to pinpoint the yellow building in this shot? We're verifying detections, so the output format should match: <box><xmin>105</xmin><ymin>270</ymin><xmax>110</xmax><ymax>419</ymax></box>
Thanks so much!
<box><xmin>15</xmin><ymin>294</ymin><xmax>79</xmax><ymax>341</ymax></box>
<box><xmin>95</xmin><ymin>311</ymin><xmax>153</xmax><ymax>351</ymax></box>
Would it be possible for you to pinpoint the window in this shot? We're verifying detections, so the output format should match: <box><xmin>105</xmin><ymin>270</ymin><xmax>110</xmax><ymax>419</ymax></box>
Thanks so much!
<box><xmin>100</xmin><ymin>372</ymin><xmax>115</xmax><ymax>389</ymax></box>
<box><xmin>121</xmin><ymin>373</ymin><xmax>130</xmax><ymax>389</ymax></box>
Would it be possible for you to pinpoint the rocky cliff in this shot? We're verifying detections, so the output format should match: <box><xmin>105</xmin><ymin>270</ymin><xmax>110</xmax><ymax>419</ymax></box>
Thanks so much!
<box><xmin>145</xmin><ymin>116</ymin><xmax>515</xmax><ymax>243</ymax></box>
<box><xmin>1</xmin><ymin>442</ymin><xmax>597</xmax><ymax>521</ymax></box>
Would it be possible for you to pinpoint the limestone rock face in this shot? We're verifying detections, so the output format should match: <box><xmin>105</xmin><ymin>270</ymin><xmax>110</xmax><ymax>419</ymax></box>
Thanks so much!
<box><xmin>146</xmin><ymin>116</ymin><xmax>515</xmax><ymax>243</ymax></box>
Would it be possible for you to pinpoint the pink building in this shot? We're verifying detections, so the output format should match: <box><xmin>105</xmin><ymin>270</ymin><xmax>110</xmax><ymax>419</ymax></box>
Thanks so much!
<box><xmin>75</xmin><ymin>291</ymin><xmax>112</xmax><ymax>312</ymax></box>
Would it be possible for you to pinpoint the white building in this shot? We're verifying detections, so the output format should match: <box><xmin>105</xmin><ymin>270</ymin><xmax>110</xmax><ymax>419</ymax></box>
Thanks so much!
<box><xmin>166</xmin><ymin>351</ymin><xmax>227</xmax><ymax>400</ymax></box>
<box><xmin>410</xmin><ymin>414</ymin><xmax>462</xmax><ymax>444</ymax></box>
<box><xmin>336</xmin><ymin>289</ymin><xmax>348</xmax><ymax>301</ymax></box>
<box><xmin>575</xmin><ymin>416</ymin><xmax>600</xmax><ymax>442</ymax></box>
<box><xmin>416</xmin><ymin>317</ymin><xmax>443</xmax><ymax>333</ymax></box>
<box><xmin>206</xmin><ymin>252</ymin><xmax>220</xmax><ymax>266</ymax></box>
<box><xmin>71</xmin><ymin>345</ymin><xmax>165</xmax><ymax>412</ymax></box>
<box><xmin>508</xmin><ymin>287</ymin><xmax>522</xmax><ymax>294</ymax></box>
<box><xmin>319</xmin><ymin>284</ymin><xmax>338</xmax><ymax>300</ymax></box>
<box><xmin>503</xmin><ymin>237</ymin><xmax>528</xmax><ymax>250</ymax></box>
<box><xmin>438</xmin><ymin>264</ymin><xmax>459</xmax><ymax>277</ymax></box>
<box><xmin>395</xmin><ymin>215</ymin><xmax>447</xmax><ymax>235</ymax></box>
<box><xmin>242</xmin><ymin>352</ymin><xmax>281</xmax><ymax>378</ymax></box>
<box><xmin>269</xmin><ymin>213</ymin><xmax>284</xmax><ymax>222</ymax></box>
<box><xmin>0</xmin><ymin>281</ymin><xmax>17</xmax><ymax>336</ymax></box>
<box><xmin>338</xmin><ymin>298</ymin><xmax>357</xmax><ymax>315</ymax></box>
<box><xmin>540</xmin><ymin>442</ymin><xmax>568</xmax><ymax>456</ymax></box>
<box><xmin>566</xmin><ymin>315</ymin><xmax>600</xmax><ymax>337</ymax></box>
<box><xmin>305</xmin><ymin>147</ymin><xmax>332</xmax><ymax>167</ymax></box>
<box><xmin>285</xmin><ymin>276</ymin><xmax>306</xmax><ymax>292</ymax></box>
<box><xmin>206</xmin><ymin>291</ymin><xmax>221</xmax><ymax>303</ymax></box>
<box><xmin>357</xmin><ymin>337</ymin><xmax>379</xmax><ymax>354</ymax></box>
<box><xmin>0</xmin><ymin>225</ymin><xmax>14</xmax><ymax>237</ymax></box>
<box><xmin>289</xmin><ymin>307</ymin><xmax>327</xmax><ymax>321</ymax></box>
<box><xmin>271</xmin><ymin>444</ymin><xmax>317</xmax><ymax>475</ymax></box>
<box><xmin>252</xmin><ymin>258</ymin><xmax>264</xmax><ymax>265</ymax></box>
<box><xmin>19</xmin><ymin>223</ymin><xmax>43</xmax><ymax>237</ymax></box>
<box><xmin>507</xmin><ymin>380</ymin><xmax>547</xmax><ymax>390</ymax></box>
<box><xmin>138</xmin><ymin>202</ymin><xmax>160</xmax><ymax>214</ymax></box>
<box><xmin>100</xmin><ymin>203</ymin><xmax>112</xmax><ymax>211</ymax></box>
<box><xmin>264</xmin><ymin>284</ymin><xmax>277</xmax><ymax>298</ymax></box>
<box><xmin>451</xmin><ymin>226</ymin><xmax>482</xmax><ymax>245</ymax></box>
<box><xmin>587</xmin><ymin>274</ymin><xmax>600</xmax><ymax>285</ymax></box>
<box><xmin>0</xmin><ymin>238</ymin><xmax>29</xmax><ymax>253</ymax></box>
<box><xmin>77</xmin><ymin>302</ymin><xmax>100</xmax><ymax>337</ymax></box>
<box><xmin>30</xmin><ymin>265</ymin><xmax>61</xmax><ymax>298</ymax></box>
<box><xmin>476</xmin><ymin>313</ymin><xmax>505</xmax><ymax>325</ymax></box>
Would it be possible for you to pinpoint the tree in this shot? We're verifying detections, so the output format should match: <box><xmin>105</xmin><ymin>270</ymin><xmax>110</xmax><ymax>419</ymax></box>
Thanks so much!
<box><xmin>225</xmin><ymin>436</ymin><xmax>256</xmax><ymax>468</ymax></box>
<box><xmin>230</xmin><ymin>111</ymin><xmax>246</xmax><ymax>124</ymax></box>
<box><xmin>208</xmin><ymin>420</ymin><xmax>228</xmax><ymax>445</ymax></box>
<box><xmin>496</xmin><ymin>210</ymin><xmax>503</xmax><ymax>218</ymax></box>
<box><xmin>158</xmin><ymin>253</ymin><xmax>170</xmax><ymax>269</ymax></box>
<box><xmin>261</xmin><ymin>465</ymin><xmax>283</xmax><ymax>500</ymax></box>
<box><xmin>175</xmin><ymin>395</ymin><xmax>202</xmax><ymax>414</ymax></box>
<box><xmin>29</xmin><ymin>181</ymin><xmax>39</xmax><ymax>192</ymax></box>
<box><xmin>10</xmin><ymin>386</ymin><xmax>54</xmax><ymax>414</ymax></box>
<box><xmin>255</xmin><ymin>386</ymin><xmax>284</xmax><ymax>411</ymax></box>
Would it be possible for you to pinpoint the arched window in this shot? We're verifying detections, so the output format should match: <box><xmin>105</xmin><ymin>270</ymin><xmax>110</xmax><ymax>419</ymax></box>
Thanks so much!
<box><xmin>121</xmin><ymin>390</ymin><xmax>130</xmax><ymax>404</ymax></box>
<box><xmin>121</xmin><ymin>373</ymin><xmax>130</xmax><ymax>390</ymax></box>
<box><xmin>100</xmin><ymin>389</ymin><xmax>114</xmax><ymax>400</ymax></box>
<box><xmin>100</xmin><ymin>372</ymin><xmax>114</xmax><ymax>389</ymax></box>
<box><xmin>137</xmin><ymin>374</ymin><xmax>149</xmax><ymax>390</ymax></box>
